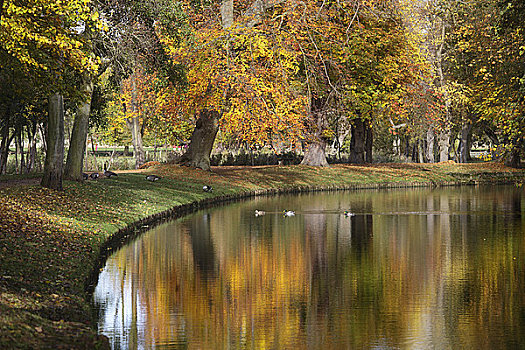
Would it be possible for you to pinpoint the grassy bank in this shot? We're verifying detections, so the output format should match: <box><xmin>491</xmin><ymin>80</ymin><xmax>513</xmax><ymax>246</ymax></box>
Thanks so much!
<box><xmin>0</xmin><ymin>162</ymin><xmax>523</xmax><ymax>349</ymax></box>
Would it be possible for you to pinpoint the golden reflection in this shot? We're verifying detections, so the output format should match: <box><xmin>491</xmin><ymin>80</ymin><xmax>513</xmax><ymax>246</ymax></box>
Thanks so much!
<box><xmin>94</xmin><ymin>186</ymin><xmax>525</xmax><ymax>349</ymax></box>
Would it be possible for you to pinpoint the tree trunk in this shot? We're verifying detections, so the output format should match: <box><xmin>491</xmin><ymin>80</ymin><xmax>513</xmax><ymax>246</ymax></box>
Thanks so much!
<box><xmin>349</xmin><ymin>118</ymin><xmax>366</xmax><ymax>164</ymax></box>
<box><xmin>14</xmin><ymin>128</ymin><xmax>18</xmax><ymax>173</ymax></box>
<box><xmin>435</xmin><ymin>21</ymin><xmax>451</xmax><ymax>163</ymax></box>
<box><xmin>64</xmin><ymin>79</ymin><xmax>93</xmax><ymax>180</ymax></box>
<box><xmin>483</xmin><ymin>125</ymin><xmax>499</xmax><ymax>147</ymax></box>
<box><xmin>0</xmin><ymin>131</ymin><xmax>15</xmax><ymax>175</ymax></box>
<box><xmin>426</xmin><ymin>127</ymin><xmax>435</xmax><ymax>163</ymax></box>
<box><xmin>301</xmin><ymin>96</ymin><xmax>330</xmax><ymax>167</ymax></box>
<box><xmin>15</xmin><ymin>126</ymin><xmax>25</xmax><ymax>174</ymax></box>
<box><xmin>466</xmin><ymin>131</ymin><xmax>473</xmax><ymax>162</ymax></box>
<box><xmin>0</xmin><ymin>103</ymin><xmax>13</xmax><ymax>174</ymax></box>
<box><xmin>438</xmin><ymin>130</ymin><xmax>450</xmax><ymax>162</ymax></box>
<box><xmin>26</xmin><ymin>122</ymin><xmax>38</xmax><ymax>173</ymax></box>
<box><xmin>220</xmin><ymin>0</ymin><xmax>234</xmax><ymax>28</ymax></box>
<box><xmin>418</xmin><ymin>138</ymin><xmax>425</xmax><ymax>163</ymax></box>
<box><xmin>177</xmin><ymin>109</ymin><xmax>220</xmax><ymax>171</ymax></box>
<box><xmin>127</xmin><ymin>116</ymin><xmax>146</xmax><ymax>169</ymax></box>
<box><xmin>178</xmin><ymin>0</ymin><xmax>273</xmax><ymax>170</ymax></box>
<box><xmin>504</xmin><ymin>146</ymin><xmax>521</xmax><ymax>168</ymax></box>
<box><xmin>126</xmin><ymin>74</ymin><xmax>146</xmax><ymax>169</ymax></box>
<box><xmin>39</xmin><ymin>123</ymin><xmax>47</xmax><ymax>155</ymax></box>
<box><xmin>41</xmin><ymin>93</ymin><xmax>65</xmax><ymax>190</ymax></box>
<box><xmin>411</xmin><ymin>141</ymin><xmax>418</xmax><ymax>162</ymax></box>
<box><xmin>458</xmin><ymin>122</ymin><xmax>472</xmax><ymax>163</ymax></box>
<box><xmin>301</xmin><ymin>140</ymin><xmax>329</xmax><ymax>166</ymax></box>
<box><xmin>365</xmin><ymin>121</ymin><xmax>373</xmax><ymax>163</ymax></box>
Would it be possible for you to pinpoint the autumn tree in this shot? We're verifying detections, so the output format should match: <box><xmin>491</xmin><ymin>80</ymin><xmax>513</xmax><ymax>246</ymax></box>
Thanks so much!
<box><xmin>88</xmin><ymin>0</ymin><xmax>186</xmax><ymax>169</ymax></box>
<box><xmin>160</xmin><ymin>0</ymin><xmax>307</xmax><ymax>170</ymax></box>
<box><xmin>438</xmin><ymin>0</ymin><xmax>524</xmax><ymax>166</ymax></box>
<box><xmin>0</xmin><ymin>0</ymin><xmax>102</xmax><ymax>188</ymax></box>
<box><xmin>472</xmin><ymin>0</ymin><xmax>524</xmax><ymax>166</ymax></box>
<box><xmin>282</xmin><ymin>0</ymin><xmax>425</xmax><ymax>165</ymax></box>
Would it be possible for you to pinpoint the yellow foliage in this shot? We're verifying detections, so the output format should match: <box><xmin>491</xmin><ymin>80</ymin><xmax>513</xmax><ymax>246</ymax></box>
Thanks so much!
<box><xmin>159</xmin><ymin>16</ymin><xmax>307</xmax><ymax>147</ymax></box>
<box><xmin>0</xmin><ymin>0</ymin><xmax>103</xmax><ymax>75</ymax></box>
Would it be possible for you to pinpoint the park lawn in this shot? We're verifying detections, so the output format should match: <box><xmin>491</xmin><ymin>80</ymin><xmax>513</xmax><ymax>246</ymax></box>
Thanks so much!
<box><xmin>0</xmin><ymin>162</ymin><xmax>523</xmax><ymax>349</ymax></box>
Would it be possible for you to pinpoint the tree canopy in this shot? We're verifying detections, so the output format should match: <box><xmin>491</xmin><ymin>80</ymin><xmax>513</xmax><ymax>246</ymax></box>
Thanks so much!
<box><xmin>0</xmin><ymin>0</ymin><xmax>524</xmax><ymax>179</ymax></box>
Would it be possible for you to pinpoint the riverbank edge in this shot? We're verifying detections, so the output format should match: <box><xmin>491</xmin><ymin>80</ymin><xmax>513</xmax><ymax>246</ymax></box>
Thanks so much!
<box><xmin>86</xmin><ymin>175</ymin><xmax>522</xmax><ymax>295</ymax></box>
<box><xmin>1</xmin><ymin>163</ymin><xmax>524</xmax><ymax>349</ymax></box>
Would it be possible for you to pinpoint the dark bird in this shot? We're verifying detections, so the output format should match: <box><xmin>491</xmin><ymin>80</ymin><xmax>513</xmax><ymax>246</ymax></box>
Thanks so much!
<box><xmin>90</xmin><ymin>172</ymin><xmax>99</xmax><ymax>180</ymax></box>
<box><xmin>103</xmin><ymin>164</ymin><xmax>118</xmax><ymax>178</ymax></box>
<box><xmin>203</xmin><ymin>185</ymin><xmax>213</xmax><ymax>193</ymax></box>
<box><xmin>146</xmin><ymin>174</ymin><xmax>161</xmax><ymax>182</ymax></box>
<box><xmin>82</xmin><ymin>173</ymin><xmax>89</xmax><ymax>180</ymax></box>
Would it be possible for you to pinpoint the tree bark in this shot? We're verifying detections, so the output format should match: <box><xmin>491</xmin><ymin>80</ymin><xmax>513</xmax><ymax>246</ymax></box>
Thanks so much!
<box><xmin>126</xmin><ymin>75</ymin><xmax>146</xmax><ymax>169</ymax></box>
<box><xmin>349</xmin><ymin>118</ymin><xmax>366</xmax><ymax>164</ymax></box>
<box><xmin>458</xmin><ymin>122</ymin><xmax>472</xmax><ymax>163</ymax></box>
<box><xmin>64</xmin><ymin>78</ymin><xmax>93</xmax><ymax>180</ymax></box>
<box><xmin>0</xmin><ymin>125</ymin><xmax>9</xmax><ymax>175</ymax></box>
<box><xmin>0</xmin><ymin>102</ymin><xmax>13</xmax><ymax>174</ymax></box>
<box><xmin>26</xmin><ymin>121</ymin><xmax>38</xmax><ymax>173</ymax></box>
<box><xmin>127</xmin><ymin>116</ymin><xmax>146</xmax><ymax>169</ymax></box>
<box><xmin>177</xmin><ymin>109</ymin><xmax>220</xmax><ymax>171</ymax></box>
<box><xmin>41</xmin><ymin>93</ymin><xmax>65</xmax><ymax>190</ymax></box>
<box><xmin>301</xmin><ymin>96</ymin><xmax>331</xmax><ymax>166</ymax></box>
<box><xmin>301</xmin><ymin>140</ymin><xmax>329</xmax><ymax>166</ymax></box>
<box><xmin>438</xmin><ymin>130</ymin><xmax>450</xmax><ymax>162</ymax></box>
<box><xmin>365</xmin><ymin>121</ymin><xmax>373</xmax><ymax>163</ymax></box>
<box><xmin>15</xmin><ymin>126</ymin><xmax>25</xmax><ymax>174</ymax></box>
<box><xmin>466</xmin><ymin>131</ymin><xmax>473</xmax><ymax>162</ymax></box>
<box><xmin>483</xmin><ymin>125</ymin><xmax>499</xmax><ymax>147</ymax></box>
<box><xmin>221</xmin><ymin>0</ymin><xmax>234</xmax><ymax>28</ymax></box>
<box><xmin>418</xmin><ymin>138</ymin><xmax>425</xmax><ymax>163</ymax></box>
<box><xmin>411</xmin><ymin>141</ymin><xmax>418</xmax><ymax>162</ymax></box>
<box><xmin>426</xmin><ymin>127</ymin><xmax>435</xmax><ymax>163</ymax></box>
<box><xmin>504</xmin><ymin>146</ymin><xmax>521</xmax><ymax>168</ymax></box>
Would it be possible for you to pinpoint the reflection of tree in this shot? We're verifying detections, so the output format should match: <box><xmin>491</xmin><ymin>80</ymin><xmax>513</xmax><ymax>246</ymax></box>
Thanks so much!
<box><xmin>94</xmin><ymin>187</ymin><xmax>525</xmax><ymax>349</ymax></box>
<box><xmin>305</xmin><ymin>212</ymin><xmax>327</xmax><ymax>276</ymax></box>
<box><xmin>350</xmin><ymin>210</ymin><xmax>373</xmax><ymax>258</ymax></box>
<box><xmin>185</xmin><ymin>213</ymin><xmax>217</xmax><ymax>277</ymax></box>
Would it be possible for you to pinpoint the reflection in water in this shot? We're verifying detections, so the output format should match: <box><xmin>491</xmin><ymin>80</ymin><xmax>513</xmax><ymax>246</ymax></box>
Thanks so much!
<box><xmin>94</xmin><ymin>186</ymin><xmax>525</xmax><ymax>349</ymax></box>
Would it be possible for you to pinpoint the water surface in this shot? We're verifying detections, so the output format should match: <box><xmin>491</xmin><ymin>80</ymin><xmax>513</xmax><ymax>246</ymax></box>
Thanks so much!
<box><xmin>94</xmin><ymin>186</ymin><xmax>525</xmax><ymax>349</ymax></box>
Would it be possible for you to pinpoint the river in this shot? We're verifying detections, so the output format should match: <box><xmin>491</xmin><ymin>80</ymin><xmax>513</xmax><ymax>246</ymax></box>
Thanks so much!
<box><xmin>94</xmin><ymin>185</ymin><xmax>525</xmax><ymax>349</ymax></box>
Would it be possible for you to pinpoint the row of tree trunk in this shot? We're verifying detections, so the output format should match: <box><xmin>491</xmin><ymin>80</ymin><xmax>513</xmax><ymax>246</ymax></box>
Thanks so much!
<box><xmin>0</xmin><ymin>111</ymin><xmax>41</xmax><ymax>175</ymax></box>
<box><xmin>2</xmin><ymin>97</ymin><xmax>520</xmax><ymax>191</ymax></box>
<box><xmin>42</xmin><ymin>77</ymin><xmax>94</xmax><ymax>190</ymax></box>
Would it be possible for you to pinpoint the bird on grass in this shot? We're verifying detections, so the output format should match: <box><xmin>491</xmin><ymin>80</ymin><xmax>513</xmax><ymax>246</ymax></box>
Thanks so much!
<box><xmin>255</xmin><ymin>210</ymin><xmax>265</xmax><ymax>216</ymax></box>
<box><xmin>82</xmin><ymin>173</ymin><xmax>89</xmax><ymax>180</ymax></box>
<box><xmin>103</xmin><ymin>164</ymin><xmax>118</xmax><ymax>178</ymax></box>
<box><xmin>203</xmin><ymin>185</ymin><xmax>213</xmax><ymax>193</ymax></box>
<box><xmin>283</xmin><ymin>210</ymin><xmax>295</xmax><ymax>217</ymax></box>
<box><xmin>343</xmin><ymin>211</ymin><xmax>355</xmax><ymax>217</ymax></box>
<box><xmin>146</xmin><ymin>174</ymin><xmax>161</xmax><ymax>182</ymax></box>
<box><xmin>90</xmin><ymin>172</ymin><xmax>99</xmax><ymax>180</ymax></box>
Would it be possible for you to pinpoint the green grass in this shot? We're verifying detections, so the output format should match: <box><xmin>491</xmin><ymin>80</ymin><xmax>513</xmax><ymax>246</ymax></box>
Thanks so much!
<box><xmin>0</xmin><ymin>162</ymin><xmax>524</xmax><ymax>349</ymax></box>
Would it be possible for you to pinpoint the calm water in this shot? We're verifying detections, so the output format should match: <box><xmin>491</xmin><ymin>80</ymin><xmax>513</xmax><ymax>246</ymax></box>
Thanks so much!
<box><xmin>93</xmin><ymin>186</ymin><xmax>525</xmax><ymax>349</ymax></box>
